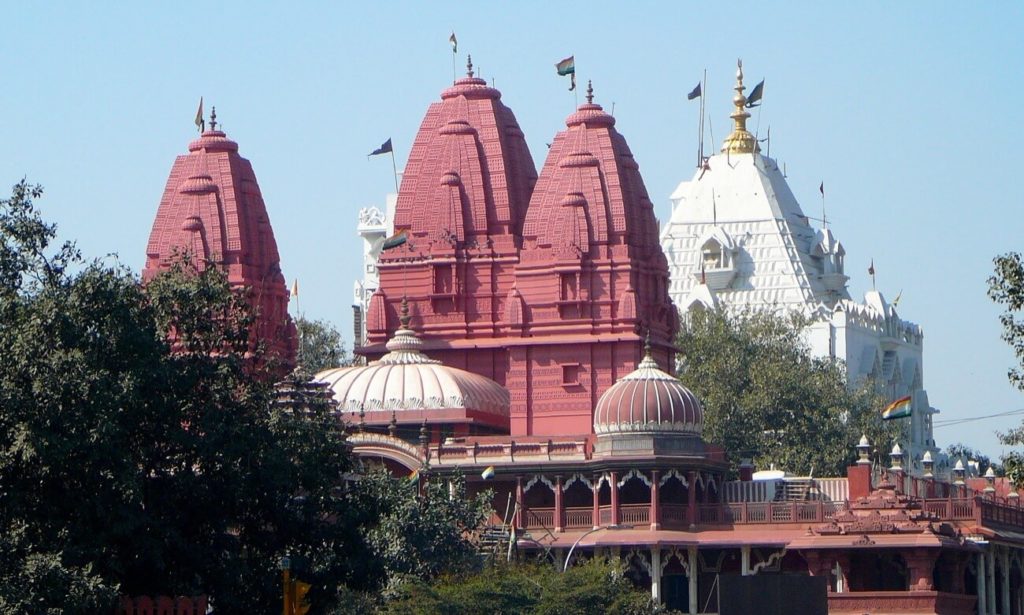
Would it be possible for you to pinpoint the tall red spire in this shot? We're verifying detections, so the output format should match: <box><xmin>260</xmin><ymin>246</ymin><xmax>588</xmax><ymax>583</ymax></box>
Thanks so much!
<box><xmin>509</xmin><ymin>82</ymin><xmax>677</xmax><ymax>435</ymax></box>
<box><xmin>366</xmin><ymin>58</ymin><xmax>537</xmax><ymax>384</ymax></box>
<box><xmin>143</xmin><ymin>110</ymin><xmax>297</xmax><ymax>371</ymax></box>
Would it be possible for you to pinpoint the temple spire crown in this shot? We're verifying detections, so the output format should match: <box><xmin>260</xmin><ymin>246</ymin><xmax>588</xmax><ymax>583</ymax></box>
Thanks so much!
<box><xmin>585</xmin><ymin>80</ymin><xmax>594</xmax><ymax>105</ymax></box>
<box><xmin>720</xmin><ymin>59</ymin><xmax>760</xmax><ymax>155</ymax></box>
<box><xmin>209</xmin><ymin>106</ymin><xmax>218</xmax><ymax>131</ymax></box>
<box><xmin>466</xmin><ymin>55</ymin><xmax>474</xmax><ymax>78</ymax></box>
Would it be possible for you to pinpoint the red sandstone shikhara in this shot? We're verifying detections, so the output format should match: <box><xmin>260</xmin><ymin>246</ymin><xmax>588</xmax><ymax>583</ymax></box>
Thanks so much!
<box><xmin>143</xmin><ymin>60</ymin><xmax>1024</xmax><ymax>614</ymax></box>
<box><xmin>143</xmin><ymin>110</ymin><xmax>296</xmax><ymax>372</ymax></box>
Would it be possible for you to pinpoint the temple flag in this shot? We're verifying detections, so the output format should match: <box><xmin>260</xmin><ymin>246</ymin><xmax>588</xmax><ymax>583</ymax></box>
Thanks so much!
<box><xmin>381</xmin><ymin>229</ymin><xmax>408</xmax><ymax>251</ymax></box>
<box><xmin>868</xmin><ymin>259</ymin><xmax>875</xmax><ymax>276</ymax></box>
<box><xmin>556</xmin><ymin>56</ymin><xmax>576</xmax><ymax>91</ymax></box>
<box><xmin>687</xmin><ymin>82</ymin><xmax>702</xmax><ymax>100</ymax></box>
<box><xmin>407</xmin><ymin>468</ymin><xmax>420</xmax><ymax>485</ymax></box>
<box><xmin>881</xmin><ymin>395</ymin><xmax>912</xmax><ymax>420</ymax></box>
<box><xmin>368</xmin><ymin>138</ymin><xmax>393</xmax><ymax>157</ymax></box>
<box><xmin>449</xmin><ymin>32</ymin><xmax>457</xmax><ymax>54</ymax></box>
<box><xmin>290</xmin><ymin>279</ymin><xmax>299</xmax><ymax>298</ymax></box>
<box><xmin>194</xmin><ymin>97</ymin><xmax>204</xmax><ymax>133</ymax></box>
<box><xmin>746</xmin><ymin>79</ymin><xmax>765</xmax><ymax>108</ymax></box>
<box><xmin>481</xmin><ymin>466</ymin><xmax>496</xmax><ymax>480</ymax></box>
<box><xmin>819</xmin><ymin>181</ymin><xmax>824</xmax><ymax>196</ymax></box>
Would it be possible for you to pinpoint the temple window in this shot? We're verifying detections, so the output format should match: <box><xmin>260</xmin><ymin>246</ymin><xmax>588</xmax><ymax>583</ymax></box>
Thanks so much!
<box><xmin>560</xmin><ymin>272</ymin><xmax>578</xmax><ymax>301</ymax></box>
<box><xmin>433</xmin><ymin>264</ymin><xmax>453</xmax><ymax>295</ymax></box>
<box><xmin>562</xmin><ymin>364</ymin><xmax>581</xmax><ymax>386</ymax></box>
<box><xmin>701</xmin><ymin>238</ymin><xmax>726</xmax><ymax>269</ymax></box>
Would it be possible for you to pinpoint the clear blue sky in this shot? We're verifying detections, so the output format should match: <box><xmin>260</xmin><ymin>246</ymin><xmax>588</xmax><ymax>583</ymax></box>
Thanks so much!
<box><xmin>3</xmin><ymin>2</ymin><xmax>1022</xmax><ymax>459</ymax></box>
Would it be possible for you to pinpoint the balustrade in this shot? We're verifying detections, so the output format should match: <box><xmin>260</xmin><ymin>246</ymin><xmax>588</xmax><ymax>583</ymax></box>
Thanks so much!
<box><xmin>564</xmin><ymin>506</ymin><xmax>593</xmax><ymax>529</ymax></box>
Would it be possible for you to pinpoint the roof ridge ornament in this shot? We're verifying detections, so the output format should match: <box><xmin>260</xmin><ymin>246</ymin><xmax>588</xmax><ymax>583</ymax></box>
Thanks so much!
<box><xmin>209</xmin><ymin>106</ymin><xmax>218</xmax><ymax>131</ymax></box>
<box><xmin>720</xmin><ymin>59</ymin><xmax>760</xmax><ymax>155</ymax></box>
<box><xmin>466</xmin><ymin>54</ymin><xmax>474</xmax><ymax>78</ymax></box>
<box><xmin>585</xmin><ymin>80</ymin><xmax>594</xmax><ymax>105</ymax></box>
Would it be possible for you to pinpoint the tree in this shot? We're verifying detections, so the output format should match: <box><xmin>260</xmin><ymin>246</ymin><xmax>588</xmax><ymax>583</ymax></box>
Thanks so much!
<box><xmin>676</xmin><ymin>308</ymin><xmax>900</xmax><ymax>477</ymax></box>
<box><xmin>0</xmin><ymin>181</ymin><xmax>361</xmax><ymax>612</ymax></box>
<box><xmin>379</xmin><ymin>558</ymin><xmax>671</xmax><ymax>615</ymax></box>
<box><xmin>295</xmin><ymin>317</ymin><xmax>350</xmax><ymax>374</ymax></box>
<box><xmin>989</xmin><ymin>253</ymin><xmax>1024</xmax><ymax>485</ymax></box>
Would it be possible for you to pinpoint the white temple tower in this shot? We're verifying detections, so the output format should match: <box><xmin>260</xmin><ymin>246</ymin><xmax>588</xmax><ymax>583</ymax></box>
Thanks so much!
<box><xmin>660</xmin><ymin>61</ymin><xmax>942</xmax><ymax>475</ymax></box>
<box><xmin>352</xmin><ymin>193</ymin><xmax>396</xmax><ymax>354</ymax></box>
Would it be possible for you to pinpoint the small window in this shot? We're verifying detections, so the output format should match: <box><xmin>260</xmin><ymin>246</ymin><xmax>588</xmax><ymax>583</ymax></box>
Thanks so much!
<box><xmin>560</xmin><ymin>273</ymin><xmax>578</xmax><ymax>301</ymax></box>
<box><xmin>562</xmin><ymin>364</ymin><xmax>580</xmax><ymax>385</ymax></box>
<box><xmin>433</xmin><ymin>264</ymin><xmax>453</xmax><ymax>294</ymax></box>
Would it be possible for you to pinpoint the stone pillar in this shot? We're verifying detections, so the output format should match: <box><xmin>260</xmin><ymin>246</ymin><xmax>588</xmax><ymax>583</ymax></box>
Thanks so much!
<box><xmin>906</xmin><ymin>549</ymin><xmax>935</xmax><ymax>591</ymax></box>
<box><xmin>687</xmin><ymin>471</ymin><xmax>697</xmax><ymax>528</ymax></box>
<box><xmin>979</xmin><ymin>552</ymin><xmax>988</xmax><ymax>615</ymax></box>
<box><xmin>1003</xmin><ymin>548</ymin><xmax>1011</xmax><ymax>615</ymax></box>
<box><xmin>688</xmin><ymin>546</ymin><xmax>699</xmax><ymax>615</ymax></box>
<box><xmin>836</xmin><ymin>554</ymin><xmax>852</xmax><ymax>593</ymax></box>
<box><xmin>554</xmin><ymin>475</ymin><xmax>564</xmax><ymax>533</ymax></box>
<box><xmin>650</xmin><ymin>470</ymin><xmax>661</xmax><ymax>531</ymax></box>
<box><xmin>741</xmin><ymin>545</ymin><xmax>751</xmax><ymax>576</ymax></box>
<box><xmin>989</xmin><ymin>550</ymin><xmax>997</xmax><ymax>615</ymax></box>
<box><xmin>592</xmin><ymin>475</ymin><xmax>601</xmax><ymax>530</ymax></box>
<box><xmin>610</xmin><ymin>471</ymin><xmax>620</xmax><ymax>526</ymax></box>
<box><xmin>515</xmin><ymin>475</ymin><xmax>524</xmax><ymax>529</ymax></box>
<box><xmin>651</xmin><ymin>547</ymin><xmax>662</xmax><ymax>603</ymax></box>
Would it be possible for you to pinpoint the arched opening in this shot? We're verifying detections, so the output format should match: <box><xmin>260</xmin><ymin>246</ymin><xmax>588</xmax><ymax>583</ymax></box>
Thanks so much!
<box><xmin>662</xmin><ymin>550</ymin><xmax>690</xmax><ymax>613</ymax></box>
<box><xmin>623</xmin><ymin>550</ymin><xmax>652</xmax><ymax>591</ymax></box>
<box><xmin>660</xmin><ymin>473</ymin><xmax>690</xmax><ymax>528</ymax></box>
<box><xmin>620</xmin><ymin>473</ymin><xmax>651</xmax><ymax>506</ymax></box>
<box><xmin>847</xmin><ymin>551</ymin><xmax>908</xmax><ymax>591</ymax></box>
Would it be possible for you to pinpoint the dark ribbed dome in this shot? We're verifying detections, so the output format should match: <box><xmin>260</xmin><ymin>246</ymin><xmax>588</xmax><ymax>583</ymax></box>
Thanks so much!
<box><xmin>593</xmin><ymin>349</ymin><xmax>703</xmax><ymax>436</ymax></box>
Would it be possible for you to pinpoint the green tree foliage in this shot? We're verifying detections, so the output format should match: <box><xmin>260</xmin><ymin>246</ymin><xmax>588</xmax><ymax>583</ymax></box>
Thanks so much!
<box><xmin>296</xmin><ymin>316</ymin><xmax>350</xmax><ymax>374</ymax></box>
<box><xmin>989</xmin><ymin>252</ymin><xmax>1024</xmax><ymax>485</ymax></box>
<box><xmin>378</xmin><ymin>558</ymin><xmax>671</xmax><ymax>615</ymax></box>
<box><xmin>676</xmin><ymin>308</ymin><xmax>900</xmax><ymax>477</ymax></box>
<box><xmin>0</xmin><ymin>181</ymin><xmax>359</xmax><ymax>612</ymax></box>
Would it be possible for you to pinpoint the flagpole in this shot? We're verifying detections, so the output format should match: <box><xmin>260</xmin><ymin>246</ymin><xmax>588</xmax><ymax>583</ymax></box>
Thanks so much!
<box><xmin>698</xmin><ymin>68</ymin><xmax>706</xmax><ymax>168</ymax></box>
<box><xmin>389</xmin><ymin>147</ymin><xmax>400</xmax><ymax>194</ymax></box>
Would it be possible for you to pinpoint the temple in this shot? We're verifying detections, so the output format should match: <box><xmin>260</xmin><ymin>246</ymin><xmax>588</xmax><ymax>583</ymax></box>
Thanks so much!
<box><xmin>660</xmin><ymin>61</ymin><xmax>942</xmax><ymax>476</ymax></box>
<box><xmin>143</xmin><ymin>108</ymin><xmax>297</xmax><ymax>372</ymax></box>
<box><xmin>136</xmin><ymin>58</ymin><xmax>1024</xmax><ymax>613</ymax></box>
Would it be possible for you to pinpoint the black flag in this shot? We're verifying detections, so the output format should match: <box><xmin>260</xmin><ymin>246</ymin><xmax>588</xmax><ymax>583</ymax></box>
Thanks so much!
<box><xmin>368</xmin><ymin>138</ymin><xmax>393</xmax><ymax>157</ymax></box>
<box><xmin>687</xmin><ymin>82</ymin><xmax>701</xmax><ymax>100</ymax></box>
<box><xmin>746</xmin><ymin>79</ymin><xmax>765</xmax><ymax>108</ymax></box>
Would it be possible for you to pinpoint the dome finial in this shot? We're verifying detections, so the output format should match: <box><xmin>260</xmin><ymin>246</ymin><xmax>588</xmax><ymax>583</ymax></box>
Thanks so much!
<box><xmin>585</xmin><ymin>80</ymin><xmax>594</xmax><ymax>105</ymax></box>
<box><xmin>643</xmin><ymin>328</ymin><xmax>653</xmax><ymax>358</ymax></box>
<box><xmin>209</xmin><ymin>106</ymin><xmax>218</xmax><ymax>131</ymax></box>
<box><xmin>466</xmin><ymin>55</ymin><xmax>474</xmax><ymax>78</ymax></box>
<box><xmin>720</xmin><ymin>59</ymin><xmax>759</xmax><ymax>155</ymax></box>
<box><xmin>388</xmin><ymin>409</ymin><xmax>398</xmax><ymax>437</ymax></box>
<box><xmin>399</xmin><ymin>295</ymin><xmax>412</xmax><ymax>330</ymax></box>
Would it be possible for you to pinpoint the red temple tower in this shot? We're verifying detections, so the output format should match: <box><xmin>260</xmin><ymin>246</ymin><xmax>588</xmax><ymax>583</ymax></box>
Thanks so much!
<box><xmin>509</xmin><ymin>82</ymin><xmax>676</xmax><ymax>435</ymax></box>
<box><xmin>143</xmin><ymin>109</ymin><xmax>297</xmax><ymax>371</ymax></box>
<box><xmin>366</xmin><ymin>57</ymin><xmax>537</xmax><ymax>387</ymax></box>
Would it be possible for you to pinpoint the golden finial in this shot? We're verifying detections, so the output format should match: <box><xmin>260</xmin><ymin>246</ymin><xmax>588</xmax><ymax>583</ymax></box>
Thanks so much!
<box><xmin>721</xmin><ymin>59</ymin><xmax>760</xmax><ymax>155</ymax></box>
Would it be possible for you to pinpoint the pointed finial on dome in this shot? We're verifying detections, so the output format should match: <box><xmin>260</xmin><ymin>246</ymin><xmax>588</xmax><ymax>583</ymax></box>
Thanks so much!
<box><xmin>585</xmin><ymin>80</ymin><xmax>594</xmax><ymax>105</ymax></box>
<box><xmin>388</xmin><ymin>409</ymin><xmax>398</xmax><ymax>437</ymax></box>
<box><xmin>209</xmin><ymin>106</ymin><xmax>218</xmax><ymax>131</ymax></box>
<box><xmin>466</xmin><ymin>55</ymin><xmax>474</xmax><ymax>78</ymax></box>
<box><xmin>399</xmin><ymin>295</ymin><xmax>412</xmax><ymax>330</ymax></box>
<box><xmin>358</xmin><ymin>406</ymin><xmax>366</xmax><ymax>432</ymax></box>
<box><xmin>419</xmin><ymin>418</ymin><xmax>429</xmax><ymax>447</ymax></box>
<box><xmin>638</xmin><ymin>328</ymin><xmax>659</xmax><ymax>370</ymax></box>
<box><xmin>721</xmin><ymin>58</ymin><xmax>759</xmax><ymax>155</ymax></box>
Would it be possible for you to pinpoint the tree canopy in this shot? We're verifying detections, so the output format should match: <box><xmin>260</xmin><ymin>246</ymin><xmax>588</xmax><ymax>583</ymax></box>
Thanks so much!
<box><xmin>0</xmin><ymin>181</ymin><xmax>492</xmax><ymax>613</ymax></box>
<box><xmin>989</xmin><ymin>252</ymin><xmax>1024</xmax><ymax>485</ymax></box>
<box><xmin>296</xmin><ymin>316</ymin><xmax>350</xmax><ymax>374</ymax></box>
<box><xmin>676</xmin><ymin>307</ymin><xmax>900</xmax><ymax>477</ymax></box>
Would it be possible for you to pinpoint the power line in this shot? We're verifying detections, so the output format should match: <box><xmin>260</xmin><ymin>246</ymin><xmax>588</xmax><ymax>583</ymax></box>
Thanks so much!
<box><xmin>933</xmin><ymin>407</ymin><xmax>1024</xmax><ymax>429</ymax></box>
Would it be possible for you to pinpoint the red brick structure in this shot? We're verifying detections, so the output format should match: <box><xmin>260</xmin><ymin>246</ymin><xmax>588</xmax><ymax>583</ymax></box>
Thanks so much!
<box><xmin>143</xmin><ymin>110</ymin><xmax>296</xmax><ymax>371</ymax></box>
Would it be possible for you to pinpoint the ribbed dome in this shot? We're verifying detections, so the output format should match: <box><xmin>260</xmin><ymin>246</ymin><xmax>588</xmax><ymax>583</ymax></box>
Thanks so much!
<box><xmin>593</xmin><ymin>348</ymin><xmax>703</xmax><ymax>435</ymax></box>
<box><xmin>316</xmin><ymin>304</ymin><xmax>510</xmax><ymax>418</ymax></box>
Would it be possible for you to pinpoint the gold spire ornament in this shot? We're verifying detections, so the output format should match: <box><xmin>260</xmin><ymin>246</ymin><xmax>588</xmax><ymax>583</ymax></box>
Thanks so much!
<box><xmin>720</xmin><ymin>59</ymin><xmax>761</xmax><ymax>155</ymax></box>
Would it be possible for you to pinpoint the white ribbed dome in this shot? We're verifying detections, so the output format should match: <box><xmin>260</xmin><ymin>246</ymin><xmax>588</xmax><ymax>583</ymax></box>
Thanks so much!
<box><xmin>593</xmin><ymin>349</ymin><xmax>703</xmax><ymax>436</ymax></box>
<box><xmin>315</xmin><ymin>308</ymin><xmax>509</xmax><ymax>417</ymax></box>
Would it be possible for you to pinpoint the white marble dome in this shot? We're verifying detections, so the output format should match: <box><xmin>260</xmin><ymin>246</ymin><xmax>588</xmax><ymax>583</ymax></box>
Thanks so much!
<box><xmin>315</xmin><ymin>311</ymin><xmax>509</xmax><ymax>418</ymax></box>
<box><xmin>593</xmin><ymin>348</ymin><xmax>703</xmax><ymax>436</ymax></box>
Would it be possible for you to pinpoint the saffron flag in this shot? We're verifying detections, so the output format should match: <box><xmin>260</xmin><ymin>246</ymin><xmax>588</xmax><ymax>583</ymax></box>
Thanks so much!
<box><xmin>194</xmin><ymin>97</ymin><xmax>204</xmax><ymax>133</ymax></box>
<box><xmin>746</xmin><ymin>79</ymin><xmax>765</xmax><ymax>108</ymax></box>
<box><xmin>381</xmin><ymin>229</ymin><xmax>408</xmax><ymax>251</ymax></box>
<box><xmin>291</xmin><ymin>279</ymin><xmax>299</xmax><ymax>298</ymax></box>
<box><xmin>687</xmin><ymin>82</ymin><xmax>702</xmax><ymax>100</ymax></box>
<box><xmin>481</xmin><ymin>466</ymin><xmax>496</xmax><ymax>480</ymax></box>
<box><xmin>881</xmin><ymin>395</ymin><xmax>913</xmax><ymax>420</ymax></box>
<box><xmin>368</xmin><ymin>138</ymin><xmax>393</xmax><ymax>157</ymax></box>
<box><xmin>449</xmin><ymin>32</ymin><xmax>457</xmax><ymax>54</ymax></box>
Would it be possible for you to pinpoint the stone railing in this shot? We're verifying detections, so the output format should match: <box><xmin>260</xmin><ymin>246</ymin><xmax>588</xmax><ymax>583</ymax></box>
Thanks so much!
<box><xmin>827</xmin><ymin>590</ymin><xmax>975</xmax><ymax>614</ymax></box>
<box><xmin>432</xmin><ymin>438</ymin><xmax>588</xmax><ymax>466</ymax></box>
